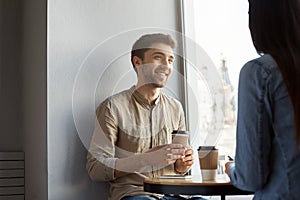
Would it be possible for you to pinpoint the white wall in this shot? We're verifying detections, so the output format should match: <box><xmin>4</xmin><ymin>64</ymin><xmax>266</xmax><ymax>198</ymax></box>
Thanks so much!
<box><xmin>48</xmin><ymin>0</ymin><xmax>182</xmax><ymax>199</ymax></box>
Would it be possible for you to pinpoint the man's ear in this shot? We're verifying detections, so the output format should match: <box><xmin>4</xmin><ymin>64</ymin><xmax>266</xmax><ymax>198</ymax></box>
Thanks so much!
<box><xmin>132</xmin><ymin>56</ymin><xmax>142</xmax><ymax>67</ymax></box>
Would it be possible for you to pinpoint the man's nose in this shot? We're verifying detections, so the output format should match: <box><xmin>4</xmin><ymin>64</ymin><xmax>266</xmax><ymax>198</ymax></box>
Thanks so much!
<box><xmin>161</xmin><ymin>58</ymin><xmax>172</xmax><ymax>68</ymax></box>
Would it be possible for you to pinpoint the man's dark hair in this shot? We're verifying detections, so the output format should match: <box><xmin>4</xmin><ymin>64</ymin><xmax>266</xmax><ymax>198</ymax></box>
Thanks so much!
<box><xmin>131</xmin><ymin>33</ymin><xmax>176</xmax><ymax>71</ymax></box>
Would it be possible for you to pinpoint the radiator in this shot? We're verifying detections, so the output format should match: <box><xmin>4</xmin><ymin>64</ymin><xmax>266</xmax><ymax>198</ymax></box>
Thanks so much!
<box><xmin>0</xmin><ymin>152</ymin><xmax>24</xmax><ymax>200</ymax></box>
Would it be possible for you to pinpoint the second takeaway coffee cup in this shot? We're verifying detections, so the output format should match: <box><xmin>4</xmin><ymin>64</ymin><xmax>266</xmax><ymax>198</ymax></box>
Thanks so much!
<box><xmin>198</xmin><ymin>146</ymin><xmax>219</xmax><ymax>181</ymax></box>
<box><xmin>171</xmin><ymin>130</ymin><xmax>189</xmax><ymax>147</ymax></box>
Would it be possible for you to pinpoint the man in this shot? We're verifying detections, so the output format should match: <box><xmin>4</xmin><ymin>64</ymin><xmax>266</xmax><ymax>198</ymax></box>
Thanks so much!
<box><xmin>87</xmin><ymin>33</ymin><xmax>198</xmax><ymax>200</ymax></box>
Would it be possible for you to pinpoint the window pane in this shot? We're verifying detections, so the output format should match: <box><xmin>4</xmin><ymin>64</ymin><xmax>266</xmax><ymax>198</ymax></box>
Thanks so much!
<box><xmin>183</xmin><ymin>0</ymin><xmax>258</xmax><ymax>172</ymax></box>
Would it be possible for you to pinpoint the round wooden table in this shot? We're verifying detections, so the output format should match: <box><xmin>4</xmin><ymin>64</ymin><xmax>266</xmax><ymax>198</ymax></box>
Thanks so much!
<box><xmin>144</xmin><ymin>175</ymin><xmax>253</xmax><ymax>200</ymax></box>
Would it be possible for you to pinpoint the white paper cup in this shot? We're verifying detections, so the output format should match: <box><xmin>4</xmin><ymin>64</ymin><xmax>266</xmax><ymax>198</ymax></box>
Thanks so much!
<box><xmin>198</xmin><ymin>146</ymin><xmax>219</xmax><ymax>181</ymax></box>
<box><xmin>201</xmin><ymin>169</ymin><xmax>217</xmax><ymax>181</ymax></box>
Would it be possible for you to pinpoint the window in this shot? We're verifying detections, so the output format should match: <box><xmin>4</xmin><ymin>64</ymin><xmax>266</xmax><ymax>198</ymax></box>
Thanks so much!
<box><xmin>181</xmin><ymin>0</ymin><xmax>258</xmax><ymax>172</ymax></box>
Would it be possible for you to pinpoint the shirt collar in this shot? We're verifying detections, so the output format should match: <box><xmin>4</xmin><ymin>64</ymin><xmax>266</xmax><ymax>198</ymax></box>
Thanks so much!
<box><xmin>130</xmin><ymin>85</ymin><xmax>161</xmax><ymax>109</ymax></box>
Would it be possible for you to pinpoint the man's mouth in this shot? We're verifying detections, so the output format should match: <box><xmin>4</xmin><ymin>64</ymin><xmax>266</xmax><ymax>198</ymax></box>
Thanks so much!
<box><xmin>155</xmin><ymin>71</ymin><xmax>169</xmax><ymax>77</ymax></box>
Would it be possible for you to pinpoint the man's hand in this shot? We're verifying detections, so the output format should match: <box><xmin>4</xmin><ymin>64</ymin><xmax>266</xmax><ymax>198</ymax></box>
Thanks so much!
<box><xmin>115</xmin><ymin>144</ymin><xmax>185</xmax><ymax>178</ymax></box>
<box><xmin>144</xmin><ymin>144</ymin><xmax>185</xmax><ymax>167</ymax></box>
<box><xmin>174</xmin><ymin>147</ymin><xmax>194</xmax><ymax>173</ymax></box>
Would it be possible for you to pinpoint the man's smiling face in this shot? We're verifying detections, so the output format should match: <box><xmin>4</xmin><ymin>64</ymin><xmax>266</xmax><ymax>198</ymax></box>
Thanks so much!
<box><xmin>138</xmin><ymin>43</ymin><xmax>175</xmax><ymax>88</ymax></box>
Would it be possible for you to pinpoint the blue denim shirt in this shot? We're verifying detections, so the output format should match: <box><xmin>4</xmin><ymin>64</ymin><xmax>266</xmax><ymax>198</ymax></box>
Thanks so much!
<box><xmin>229</xmin><ymin>54</ymin><xmax>296</xmax><ymax>199</ymax></box>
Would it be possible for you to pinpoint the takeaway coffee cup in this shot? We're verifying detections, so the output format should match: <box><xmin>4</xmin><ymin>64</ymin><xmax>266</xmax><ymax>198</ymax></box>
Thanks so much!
<box><xmin>198</xmin><ymin>146</ymin><xmax>219</xmax><ymax>181</ymax></box>
<box><xmin>171</xmin><ymin>130</ymin><xmax>189</xmax><ymax>147</ymax></box>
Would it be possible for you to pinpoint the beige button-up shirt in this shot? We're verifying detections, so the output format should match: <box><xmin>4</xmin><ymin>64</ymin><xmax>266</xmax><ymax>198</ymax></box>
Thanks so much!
<box><xmin>86</xmin><ymin>86</ymin><xmax>186</xmax><ymax>200</ymax></box>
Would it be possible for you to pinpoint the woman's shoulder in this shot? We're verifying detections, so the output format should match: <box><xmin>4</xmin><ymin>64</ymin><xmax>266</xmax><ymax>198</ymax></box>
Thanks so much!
<box><xmin>244</xmin><ymin>54</ymin><xmax>278</xmax><ymax>70</ymax></box>
<box><xmin>241</xmin><ymin>54</ymin><xmax>279</xmax><ymax>79</ymax></box>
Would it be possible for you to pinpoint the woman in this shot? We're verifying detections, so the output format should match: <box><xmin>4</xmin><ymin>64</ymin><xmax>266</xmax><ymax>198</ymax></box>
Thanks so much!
<box><xmin>225</xmin><ymin>0</ymin><xmax>300</xmax><ymax>199</ymax></box>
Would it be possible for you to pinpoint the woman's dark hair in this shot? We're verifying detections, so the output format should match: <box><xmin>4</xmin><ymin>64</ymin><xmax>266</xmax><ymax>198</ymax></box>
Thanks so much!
<box><xmin>248</xmin><ymin>0</ymin><xmax>300</xmax><ymax>144</ymax></box>
<box><xmin>131</xmin><ymin>33</ymin><xmax>176</xmax><ymax>72</ymax></box>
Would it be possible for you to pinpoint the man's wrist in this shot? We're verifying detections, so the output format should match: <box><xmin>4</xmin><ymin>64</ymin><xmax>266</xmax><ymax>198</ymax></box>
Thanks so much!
<box><xmin>174</xmin><ymin>161</ymin><xmax>189</xmax><ymax>174</ymax></box>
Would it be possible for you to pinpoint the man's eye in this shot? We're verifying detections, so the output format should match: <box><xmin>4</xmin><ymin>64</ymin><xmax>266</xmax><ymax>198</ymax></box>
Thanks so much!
<box><xmin>169</xmin><ymin>59</ymin><xmax>174</xmax><ymax>64</ymax></box>
<box><xmin>154</xmin><ymin>56</ymin><xmax>162</xmax><ymax>60</ymax></box>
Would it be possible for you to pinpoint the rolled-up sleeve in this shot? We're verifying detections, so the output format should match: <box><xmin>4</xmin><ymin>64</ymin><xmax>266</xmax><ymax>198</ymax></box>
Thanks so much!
<box><xmin>86</xmin><ymin>100</ymin><xmax>118</xmax><ymax>181</ymax></box>
<box><xmin>229</xmin><ymin>60</ymin><xmax>273</xmax><ymax>191</ymax></box>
